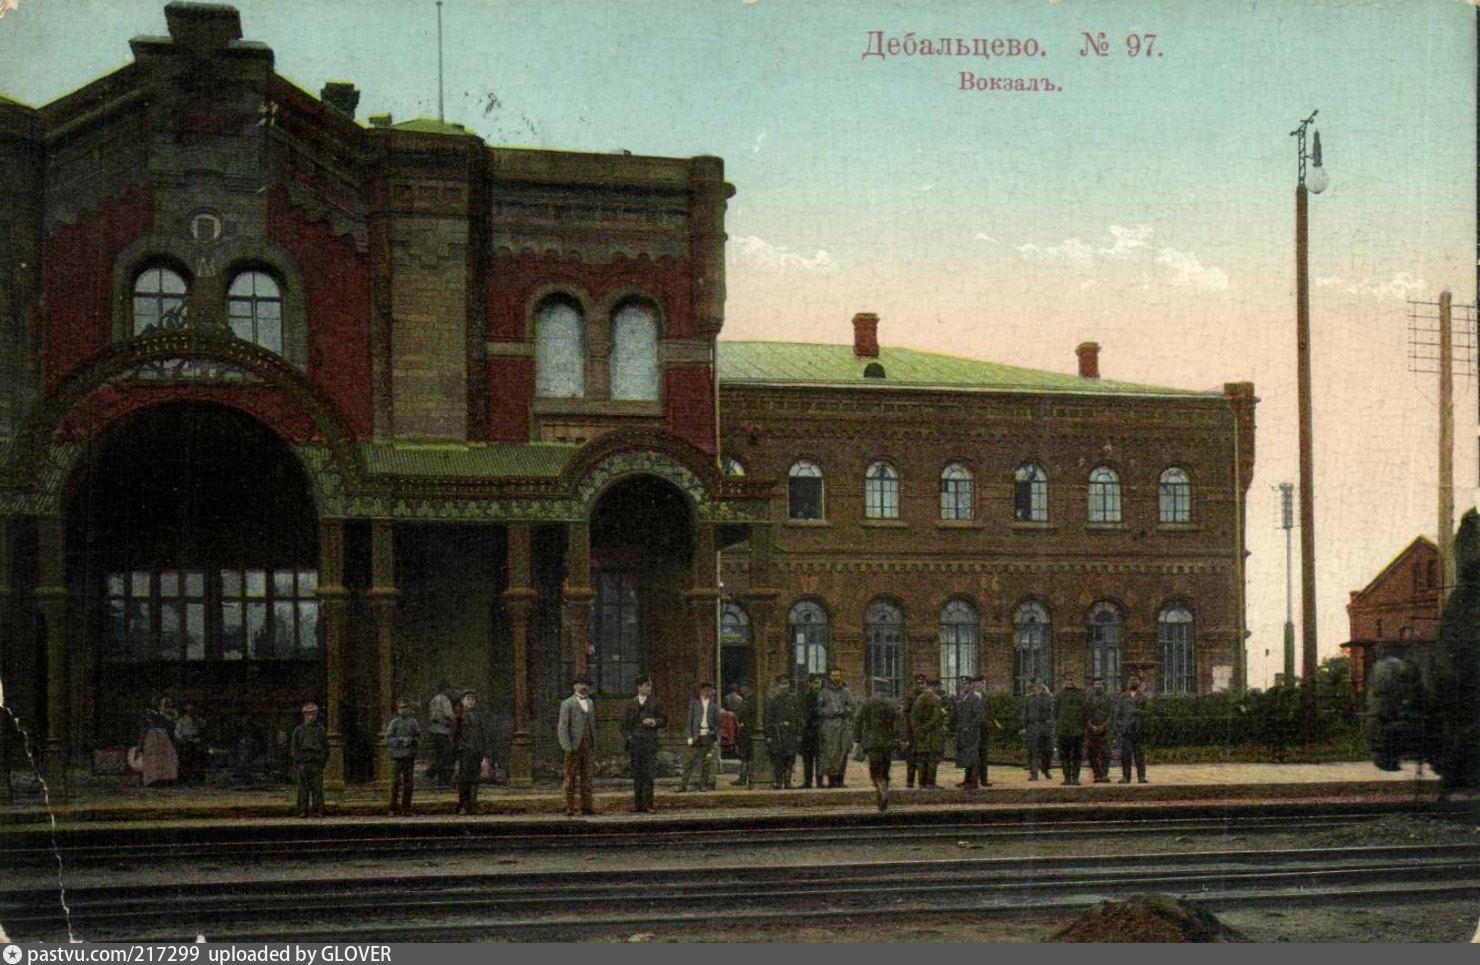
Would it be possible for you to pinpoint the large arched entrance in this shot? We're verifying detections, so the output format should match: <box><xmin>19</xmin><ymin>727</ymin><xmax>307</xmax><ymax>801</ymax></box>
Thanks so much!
<box><xmin>67</xmin><ymin>402</ymin><xmax>321</xmax><ymax>754</ymax></box>
<box><xmin>587</xmin><ymin>475</ymin><xmax>693</xmax><ymax>702</ymax></box>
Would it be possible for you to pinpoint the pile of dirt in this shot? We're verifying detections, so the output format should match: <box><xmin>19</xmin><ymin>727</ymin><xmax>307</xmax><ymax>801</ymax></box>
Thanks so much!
<box><xmin>1046</xmin><ymin>894</ymin><xmax>1249</xmax><ymax>943</ymax></box>
<box><xmin>1310</xmin><ymin>813</ymin><xmax>1480</xmax><ymax>848</ymax></box>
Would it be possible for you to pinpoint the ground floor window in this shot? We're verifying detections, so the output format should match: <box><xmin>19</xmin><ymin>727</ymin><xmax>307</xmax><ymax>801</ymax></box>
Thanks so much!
<box><xmin>864</xmin><ymin>599</ymin><xmax>904</xmax><ymax>698</ymax></box>
<box><xmin>939</xmin><ymin>600</ymin><xmax>979</xmax><ymax>697</ymax></box>
<box><xmin>789</xmin><ymin>600</ymin><xmax>829</xmax><ymax>691</ymax></box>
<box><xmin>1159</xmin><ymin>604</ymin><xmax>1195</xmax><ymax>694</ymax></box>
<box><xmin>1013</xmin><ymin>601</ymin><xmax>1052</xmax><ymax>694</ymax></box>
<box><xmin>592</xmin><ymin>572</ymin><xmax>643</xmax><ymax>695</ymax></box>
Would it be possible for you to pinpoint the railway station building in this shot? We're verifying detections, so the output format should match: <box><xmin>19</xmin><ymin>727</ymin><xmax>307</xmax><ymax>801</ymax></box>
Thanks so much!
<box><xmin>0</xmin><ymin>3</ymin><xmax>1255</xmax><ymax>793</ymax></box>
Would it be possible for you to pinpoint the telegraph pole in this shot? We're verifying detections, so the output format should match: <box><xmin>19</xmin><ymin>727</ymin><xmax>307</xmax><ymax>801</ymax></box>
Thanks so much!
<box><xmin>1280</xmin><ymin>482</ymin><xmax>1295</xmax><ymax>685</ymax></box>
<box><xmin>436</xmin><ymin>1</ymin><xmax>445</xmax><ymax>123</ymax></box>
<box><xmin>1439</xmin><ymin>291</ymin><xmax>1456</xmax><ymax>599</ymax></box>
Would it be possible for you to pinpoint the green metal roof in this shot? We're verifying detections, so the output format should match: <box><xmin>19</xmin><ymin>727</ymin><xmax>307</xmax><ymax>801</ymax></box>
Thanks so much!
<box><xmin>716</xmin><ymin>341</ymin><xmax>1209</xmax><ymax>397</ymax></box>
<box><xmin>390</xmin><ymin>117</ymin><xmax>477</xmax><ymax>137</ymax></box>
<box><xmin>359</xmin><ymin>442</ymin><xmax>578</xmax><ymax>479</ymax></box>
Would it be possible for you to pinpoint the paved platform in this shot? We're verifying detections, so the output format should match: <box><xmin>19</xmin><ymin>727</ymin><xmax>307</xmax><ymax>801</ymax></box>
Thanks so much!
<box><xmin>0</xmin><ymin>759</ymin><xmax>1442</xmax><ymax>827</ymax></box>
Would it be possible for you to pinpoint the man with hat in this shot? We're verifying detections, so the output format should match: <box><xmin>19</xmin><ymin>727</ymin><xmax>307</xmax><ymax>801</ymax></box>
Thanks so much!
<box><xmin>620</xmin><ymin>674</ymin><xmax>666</xmax><ymax>813</ymax></box>
<box><xmin>1020</xmin><ymin>678</ymin><xmax>1055</xmax><ymax>781</ymax></box>
<box><xmin>383</xmin><ymin>698</ymin><xmax>421</xmax><ymax>816</ymax></box>
<box><xmin>817</xmin><ymin>667</ymin><xmax>858</xmax><ymax>788</ymax></box>
<box><xmin>1054</xmin><ymin>673</ymin><xmax>1088</xmax><ymax>786</ymax></box>
<box><xmin>910</xmin><ymin>679</ymin><xmax>947</xmax><ymax>789</ymax></box>
<box><xmin>289</xmin><ymin>701</ymin><xmax>327</xmax><ymax>817</ymax></box>
<box><xmin>454</xmin><ymin>691</ymin><xmax>494</xmax><ymax>814</ymax></box>
<box><xmin>764</xmin><ymin>674</ymin><xmax>800</xmax><ymax>789</ymax></box>
<box><xmin>557</xmin><ymin>674</ymin><xmax>598</xmax><ymax>816</ymax></box>
<box><xmin>954</xmin><ymin>677</ymin><xmax>986</xmax><ymax>789</ymax></box>
<box><xmin>900</xmin><ymin>672</ymin><xmax>927</xmax><ymax>788</ymax></box>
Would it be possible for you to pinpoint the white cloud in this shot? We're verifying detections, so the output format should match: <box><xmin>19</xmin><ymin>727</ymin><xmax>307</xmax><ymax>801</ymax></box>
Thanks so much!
<box><xmin>1100</xmin><ymin>224</ymin><xmax>1154</xmax><ymax>258</ymax></box>
<box><xmin>1314</xmin><ymin>272</ymin><xmax>1429</xmax><ymax>301</ymax></box>
<box><xmin>728</xmin><ymin>235</ymin><xmax>834</xmax><ymax>273</ymax></box>
<box><xmin>1007</xmin><ymin>224</ymin><xmax>1229</xmax><ymax>291</ymax></box>
<box><xmin>1157</xmin><ymin>246</ymin><xmax>1230</xmax><ymax>291</ymax></box>
<box><xmin>1014</xmin><ymin>238</ymin><xmax>1098</xmax><ymax>271</ymax></box>
<box><xmin>753</xmin><ymin>131</ymin><xmax>767</xmax><ymax>153</ymax></box>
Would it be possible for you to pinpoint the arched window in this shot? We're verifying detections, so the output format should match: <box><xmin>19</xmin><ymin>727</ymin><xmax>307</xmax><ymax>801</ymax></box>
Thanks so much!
<box><xmin>1159</xmin><ymin>604</ymin><xmax>1195</xmax><ymax>694</ymax></box>
<box><xmin>939</xmin><ymin>599</ymin><xmax>979</xmax><ymax>697</ymax></box>
<box><xmin>227</xmin><ymin>270</ymin><xmax>283</xmax><ymax>354</ymax></box>
<box><xmin>720</xmin><ymin>602</ymin><xmax>751</xmax><ymax>697</ymax></box>
<box><xmin>720</xmin><ymin>457</ymin><xmax>746</xmax><ymax>477</ymax></box>
<box><xmin>132</xmin><ymin>266</ymin><xmax>189</xmax><ymax>335</ymax></box>
<box><xmin>1088</xmin><ymin>466</ymin><xmax>1122</xmax><ymax>523</ymax></box>
<box><xmin>1013</xmin><ymin>601</ymin><xmax>1052</xmax><ymax>695</ymax></box>
<box><xmin>610</xmin><ymin>302</ymin><xmax>659</xmax><ymax>400</ymax></box>
<box><xmin>864</xmin><ymin>599</ymin><xmax>905</xmax><ymax>698</ymax></box>
<box><xmin>865</xmin><ymin>461</ymin><xmax>899</xmax><ymax>519</ymax></box>
<box><xmin>1014</xmin><ymin>462</ymin><xmax>1048</xmax><ymax>522</ymax></box>
<box><xmin>789</xmin><ymin>600</ymin><xmax>829</xmax><ymax>691</ymax></box>
<box><xmin>1087</xmin><ymin>601</ymin><xmax>1121</xmax><ymax>691</ymax></box>
<box><xmin>788</xmin><ymin>460</ymin><xmax>824</xmax><ymax>520</ymax></box>
<box><xmin>1159</xmin><ymin>467</ymin><xmax>1191</xmax><ymax>523</ymax></box>
<box><xmin>940</xmin><ymin>462</ymin><xmax>974</xmax><ymax>521</ymax></box>
<box><xmin>534</xmin><ymin>298</ymin><xmax>584</xmax><ymax>398</ymax></box>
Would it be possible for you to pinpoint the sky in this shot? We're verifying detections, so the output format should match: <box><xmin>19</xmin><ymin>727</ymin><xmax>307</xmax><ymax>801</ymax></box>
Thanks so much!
<box><xmin>1</xmin><ymin>0</ymin><xmax>1475</xmax><ymax>687</ymax></box>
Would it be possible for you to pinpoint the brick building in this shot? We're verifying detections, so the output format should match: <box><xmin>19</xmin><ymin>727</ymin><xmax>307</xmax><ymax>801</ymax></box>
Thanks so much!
<box><xmin>1341</xmin><ymin>536</ymin><xmax>1443</xmax><ymax>703</ymax></box>
<box><xmin>0</xmin><ymin>4</ymin><xmax>1254</xmax><ymax>794</ymax></box>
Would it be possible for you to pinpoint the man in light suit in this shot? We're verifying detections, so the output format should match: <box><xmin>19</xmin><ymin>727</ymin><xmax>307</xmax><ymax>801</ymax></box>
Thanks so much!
<box><xmin>557</xmin><ymin>674</ymin><xmax>598</xmax><ymax>816</ymax></box>
<box><xmin>677</xmin><ymin>681</ymin><xmax>720</xmax><ymax>792</ymax></box>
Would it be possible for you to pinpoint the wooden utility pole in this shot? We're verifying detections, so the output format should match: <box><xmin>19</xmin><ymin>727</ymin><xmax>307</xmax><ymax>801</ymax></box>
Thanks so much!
<box><xmin>1439</xmin><ymin>291</ymin><xmax>1456</xmax><ymax>600</ymax></box>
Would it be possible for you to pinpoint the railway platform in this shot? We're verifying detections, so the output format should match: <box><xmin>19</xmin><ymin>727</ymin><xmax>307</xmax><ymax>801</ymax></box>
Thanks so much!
<box><xmin>0</xmin><ymin>759</ymin><xmax>1444</xmax><ymax>828</ymax></box>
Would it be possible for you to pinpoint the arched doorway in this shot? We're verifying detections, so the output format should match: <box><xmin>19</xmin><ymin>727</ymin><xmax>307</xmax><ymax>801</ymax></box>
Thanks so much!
<box><xmin>67</xmin><ymin>402</ymin><xmax>321</xmax><ymax>756</ymax></box>
<box><xmin>586</xmin><ymin>475</ymin><xmax>692</xmax><ymax>701</ymax></box>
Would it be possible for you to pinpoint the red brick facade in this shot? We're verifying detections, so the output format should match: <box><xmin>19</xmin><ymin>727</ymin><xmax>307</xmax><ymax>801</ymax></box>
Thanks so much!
<box><xmin>1342</xmin><ymin>537</ymin><xmax>1442</xmax><ymax>701</ymax></box>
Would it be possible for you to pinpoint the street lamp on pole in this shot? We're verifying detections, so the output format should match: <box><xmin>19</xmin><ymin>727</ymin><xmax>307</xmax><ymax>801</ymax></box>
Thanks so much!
<box><xmin>1292</xmin><ymin>110</ymin><xmax>1328</xmax><ymax>729</ymax></box>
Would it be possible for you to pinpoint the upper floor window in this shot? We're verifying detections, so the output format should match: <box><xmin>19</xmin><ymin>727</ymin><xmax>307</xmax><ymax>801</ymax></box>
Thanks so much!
<box><xmin>1158</xmin><ymin>604</ymin><xmax>1195</xmax><ymax>694</ymax></box>
<box><xmin>610</xmin><ymin>302</ymin><xmax>659</xmax><ymax>401</ymax></box>
<box><xmin>1159</xmin><ymin>467</ymin><xmax>1191</xmax><ymax>523</ymax></box>
<box><xmin>1087</xmin><ymin>601</ymin><xmax>1122</xmax><ymax>691</ymax></box>
<box><xmin>1088</xmin><ymin>466</ymin><xmax>1122</xmax><ymax>523</ymax></box>
<box><xmin>227</xmin><ymin>271</ymin><xmax>283</xmax><ymax>354</ymax></box>
<box><xmin>1014</xmin><ymin>462</ymin><xmax>1048</xmax><ymax>522</ymax></box>
<box><xmin>534</xmin><ymin>298</ymin><xmax>585</xmax><ymax>398</ymax></box>
<box><xmin>864</xmin><ymin>599</ymin><xmax>905</xmax><ymax>698</ymax></box>
<box><xmin>788</xmin><ymin>460</ymin><xmax>824</xmax><ymax>520</ymax></box>
<box><xmin>940</xmin><ymin>462</ymin><xmax>974</xmax><ymax>521</ymax></box>
<box><xmin>939</xmin><ymin>599</ymin><xmax>979</xmax><ymax>697</ymax></box>
<box><xmin>132</xmin><ymin>267</ymin><xmax>189</xmax><ymax>335</ymax></box>
<box><xmin>865</xmin><ymin>461</ymin><xmax>899</xmax><ymax>519</ymax></box>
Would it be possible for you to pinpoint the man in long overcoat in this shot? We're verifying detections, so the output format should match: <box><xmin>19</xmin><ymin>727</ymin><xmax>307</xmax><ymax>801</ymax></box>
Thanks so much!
<box><xmin>1020</xmin><ymin>678</ymin><xmax>1055</xmax><ymax>781</ymax></box>
<box><xmin>954</xmin><ymin>676</ymin><xmax>986</xmax><ymax>789</ymax></box>
<box><xmin>910</xmin><ymin>678</ymin><xmax>947</xmax><ymax>789</ymax></box>
<box><xmin>799</xmin><ymin>675</ymin><xmax>823</xmax><ymax>788</ymax></box>
<box><xmin>1054</xmin><ymin>673</ymin><xmax>1088</xmax><ymax>786</ymax></box>
<box><xmin>816</xmin><ymin>667</ymin><xmax>857</xmax><ymax>788</ymax></box>
<box><xmin>619</xmin><ymin>674</ymin><xmax>666</xmax><ymax>813</ymax></box>
<box><xmin>765</xmin><ymin>675</ymin><xmax>800</xmax><ymax>788</ymax></box>
<box><xmin>1116</xmin><ymin>675</ymin><xmax>1148</xmax><ymax>784</ymax></box>
<box><xmin>1084</xmin><ymin>678</ymin><xmax>1113</xmax><ymax>783</ymax></box>
<box><xmin>900</xmin><ymin>672</ymin><xmax>926</xmax><ymax>787</ymax></box>
<box><xmin>853</xmin><ymin>689</ymin><xmax>898</xmax><ymax>811</ymax></box>
<box><xmin>454</xmin><ymin>691</ymin><xmax>494</xmax><ymax>814</ymax></box>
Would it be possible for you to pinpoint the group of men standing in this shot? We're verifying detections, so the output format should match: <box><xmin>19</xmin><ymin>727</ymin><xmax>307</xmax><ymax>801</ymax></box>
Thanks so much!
<box><xmin>1021</xmin><ymin>674</ymin><xmax>1149</xmax><ymax>785</ymax></box>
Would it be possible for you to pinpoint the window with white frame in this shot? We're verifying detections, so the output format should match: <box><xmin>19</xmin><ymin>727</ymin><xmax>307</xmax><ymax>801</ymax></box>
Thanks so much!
<box><xmin>1013</xmin><ymin>600</ymin><xmax>1052</xmax><ymax>694</ymax></box>
<box><xmin>1159</xmin><ymin>604</ymin><xmax>1195</xmax><ymax>694</ymax></box>
<box><xmin>1159</xmin><ymin>467</ymin><xmax>1191</xmax><ymax>523</ymax></box>
<box><xmin>1014</xmin><ymin>462</ymin><xmax>1048</xmax><ymax>522</ymax></box>
<box><xmin>1087</xmin><ymin>601</ymin><xmax>1122</xmax><ymax>691</ymax></box>
<box><xmin>865</xmin><ymin>461</ymin><xmax>899</xmax><ymax>519</ymax></box>
<box><xmin>1088</xmin><ymin>466</ymin><xmax>1122</xmax><ymax>523</ymax></box>
<box><xmin>939</xmin><ymin>599</ymin><xmax>979</xmax><ymax>697</ymax></box>
<box><xmin>227</xmin><ymin>270</ymin><xmax>284</xmax><ymax>354</ymax></box>
<box><xmin>864</xmin><ymin>599</ymin><xmax>905</xmax><ymax>698</ymax></box>
<box><xmin>789</xmin><ymin>600</ymin><xmax>829</xmax><ymax>691</ymax></box>
<box><xmin>132</xmin><ymin>266</ymin><xmax>189</xmax><ymax>335</ymax></box>
<box><xmin>940</xmin><ymin>462</ymin><xmax>974</xmax><ymax>520</ymax></box>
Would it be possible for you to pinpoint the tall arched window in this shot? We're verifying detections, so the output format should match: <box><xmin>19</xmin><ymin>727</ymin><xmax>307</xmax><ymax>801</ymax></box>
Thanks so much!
<box><xmin>788</xmin><ymin>460</ymin><xmax>824</xmax><ymax>520</ymax></box>
<box><xmin>1013</xmin><ymin>601</ymin><xmax>1052</xmax><ymax>695</ymax></box>
<box><xmin>610</xmin><ymin>302</ymin><xmax>659</xmax><ymax>400</ymax></box>
<box><xmin>1088</xmin><ymin>466</ymin><xmax>1122</xmax><ymax>523</ymax></box>
<box><xmin>864</xmin><ymin>599</ymin><xmax>905</xmax><ymax>698</ymax></box>
<box><xmin>132</xmin><ymin>266</ymin><xmax>189</xmax><ymax>335</ymax></box>
<box><xmin>789</xmin><ymin>600</ymin><xmax>829</xmax><ymax>691</ymax></box>
<box><xmin>534</xmin><ymin>298</ymin><xmax>584</xmax><ymax>398</ymax></box>
<box><xmin>940</xmin><ymin>462</ymin><xmax>974</xmax><ymax>521</ymax></box>
<box><xmin>227</xmin><ymin>270</ymin><xmax>283</xmax><ymax>354</ymax></box>
<box><xmin>939</xmin><ymin>599</ymin><xmax>979</xmax><ymax>697</ymax></box>
<box><xmin>1159</xmin><ymin>604</ymin><xmax>1195</xmax><ymax>694</ymax></box>
<box><xmin>1159</xmin><ymin>467</ymin><xmax>1191</xmax><ymax>523</ymax></box>
<box><xmin>1014</xmin><ymin>462</ymin><xmax>1048</xmax><ymax>522</ymax></box>
<box><xmin>865</xmin><ymin>461</ymin><xmax>899</xmax><ymax>519</ymax></box>
<box><xmin>720</xmin><ymin>602</ymin><xmax>751</xmax><ymax>697</ymax></box>
<box><xmin>1087</xmin><ymin>601</ymin><xmax>1121</xmax><ymax>691</ymax></box>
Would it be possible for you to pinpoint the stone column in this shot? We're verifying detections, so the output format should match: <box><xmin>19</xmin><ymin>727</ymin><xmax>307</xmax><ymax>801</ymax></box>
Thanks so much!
<box><xmin>504</xmin><ymin>523</ymin><xmax>536</xmax><ymax>788</ymax></box>
<box><xmin>35</xmin><ymin>516</ymin><xmax>69</xmax><ymax>799</ymax></box>
<box><xmin>563</xmin><ymin>521</ymin><xmax>593</xmax><ymax>678</ymax></box>
<box><xmin>369</xmin><ymin>521</ymin><xmax>398</xmax><ymax>784</ymax></box>
<box><xmin>318</xmin><ymin>520</ymin><xmax>348</xmax><ymax>789</ymax></box>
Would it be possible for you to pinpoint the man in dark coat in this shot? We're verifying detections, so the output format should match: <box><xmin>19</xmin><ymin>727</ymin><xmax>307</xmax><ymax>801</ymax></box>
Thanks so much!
<box><xmin>765</xmin><ymin>674</ymin><xmax>800</xmax><ymax>788</ymax></box>
<box><xmin>289</xmin><ymin>701</ymin><xmax>327</xmax><ymax>817</ymax></box>
<box><xmin>900</xmin><ymin>672</ymin><xmax>926</xmax><ymax>788</ymax></box>
<box><xmin>1084</xmin><ymin>678</ymin><xmax>1113</xmax><ymax>783</ymax></box>
<box><xmin>853</xmin><ymin>688</ymin><xmax>898</xmax><ymax>812</ymax></box>
<box><xmin>954</xmin><ymin>676</ymin><xmax>986</xmax><ymax>789</ymax></box>
<box><xmin>1020</xmin><ymin>678</ymin><xmax>1055</xmax><ymax>781</ymax></box>
<box><xmin>730</xmin><ymin>681</ymin><xmax>757</xmax><ymax>787</ymax></box>
<box><xmin>910</xmin><ymin>679</ymin><xmax>947</xmax><ymax>789</ymax></box>
<box><xmin>798</xmin><ymin>675</ymin><xmax>823</xmax><ymax>788</ymax></box>
<box><xmin>1054</xmin><ymin>673</ymin><xmax>1088</xmax><ymax>786</ymax></box>
<box><xmin>620</xmin><ymin>674</ymin><xmax>667</xmax><ymax>813</ymax></box>
<box><xmin>454</xmin><ymin>691</ymin><xmax>494</xmax><ymax>815</ymax></box>
<box><xmin>1116</xmin><ymin>675</ymin><xmax>1148</xmax><ymax>784</ymax></box>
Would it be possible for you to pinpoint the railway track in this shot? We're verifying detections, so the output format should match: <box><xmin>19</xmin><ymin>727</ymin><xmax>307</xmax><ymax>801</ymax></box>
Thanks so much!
<box><xmin>5</xmin><ymin>844</ymin><xmax>1479</xmax><ymax>942</ymax></box>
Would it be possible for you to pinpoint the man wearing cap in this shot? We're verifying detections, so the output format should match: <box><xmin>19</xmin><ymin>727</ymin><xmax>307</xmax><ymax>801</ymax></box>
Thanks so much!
<box><xmin>454</xmin><ymin>691</ymin><xmax>493</xmax><ymax>814</ymax></box>
<box><xmin>383</xmin><ymin>698</ymin><xmax>421</xmax><ymax>816</ymax></box>
<box><xmin>620</xmin><ymin>674</ymin><xmax>666</xmax><ymax>813</ymax></box>
<box><xmin>1084</xmin><ymin>677</ymin><xmax>1113</xmax><ymax>783</ymax></box>
<box><xmin>954</xmin><ymin>677</ymin><xmax>986</xmax><ymax>789</ymax></box>
<box><xmin>910</xmin><ymin>679</ymin><xmax>947</xmax><ymax>789</ymax></box>
<box><xmin>1020</xmin><ymin>678</ymin><xmax>1055</xmax><ymax>781</ymax></box>
<box><xmin>289</xmin><ymin>701</ymin><xmax>327</xmax><ymax>817</ymax></box>
<box><xmin>1116</xmin><ymin>676</ymin><xmax>1149</xmax><ymax>784</ymax></box>
<box><xmin>558</xmin><ymin>675</ymin><xmax>598</xmax><ymax>816</ymax></box>
<box><xmin>1054</xmin><ymin>673</ymin><xmax>1088</xmax><ymax>786</ymax></box>
<box><xmin>764</xmin><ymin>674</ymin><xmax>800</xmax><ymax>789</ymax></box>
<box><xmin>900</xmin><ymin>672</ymin><xmax>926</xmax><ymax>788</ymax></box>
<box><xmin>678</xmin><ymin>681</ymin><xmax>720</xmax><ymax>792</ymax></box>
<box><xmin>853</xmin><ymin>684</ymin><xmax>899</xmax><ymax>812</ymax></box>
<box><xmin>817</xmin><ymin>667</ymin><xmax>857</xmax><ymax>788</ymax></box>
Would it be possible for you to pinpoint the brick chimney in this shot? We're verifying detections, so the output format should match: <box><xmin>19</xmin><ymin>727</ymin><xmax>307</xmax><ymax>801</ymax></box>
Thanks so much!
<box><xmin>165</xmin><ymin>2</ymin><xmax>243</xmax><ymax>49</ymax></box>
<box><xmin>1076</xmin><ymin>341</ymin><xmax>1100</xmax><ymax>379</ymax></box>
<box><xmin>320</xmin><ymin>82</ymin><xmax>360</xmax><ymax>120</ymax></box>
<box><xmin>852</xmin><ymin>312</ymin><xmax>880</xmax><ymax>358</ymax></box>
